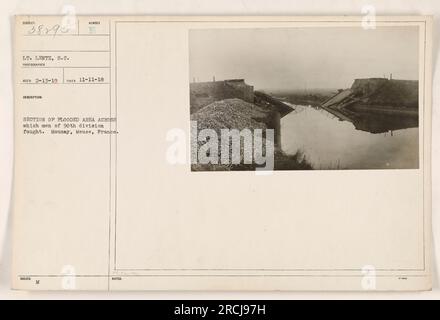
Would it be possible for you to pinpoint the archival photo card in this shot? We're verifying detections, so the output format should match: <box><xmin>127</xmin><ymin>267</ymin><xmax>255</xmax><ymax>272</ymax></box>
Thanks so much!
<box><xmin>189</xmin><ymin>27</ymin><xmax>420</xmax><ymax>171</ymax></box>
<box><xmin>12</xmin><ymin>16</ymin><xmax>431</xmax><ymax>291</ymax></box>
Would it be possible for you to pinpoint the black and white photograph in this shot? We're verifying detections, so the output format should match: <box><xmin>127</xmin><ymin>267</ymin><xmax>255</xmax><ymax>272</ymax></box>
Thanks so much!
<box><xmin>3</xmin><ymin>9</ymin><xmax>436</xmax><ymax>299</ymax></box>
<box><xmin>189</xmin><ymin>27</ymin><xmax>420</xmax><ymax>171</ymax></box>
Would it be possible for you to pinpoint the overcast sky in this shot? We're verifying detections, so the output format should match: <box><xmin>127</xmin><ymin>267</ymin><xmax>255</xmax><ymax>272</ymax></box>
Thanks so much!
<box><xmin>189</xmin><ymin>27</ymin><xmax>419</xmax><ymax>91</ymax></box>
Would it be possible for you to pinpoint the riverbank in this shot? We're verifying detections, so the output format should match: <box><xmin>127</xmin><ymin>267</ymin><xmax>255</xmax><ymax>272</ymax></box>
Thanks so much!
<box><xmin>190</xmin><ymin>98</ymin><xmax>312</xmax><ymax>171</ymax></box>
<box><xmin>319</xmin><ymin>78</ymin><xmax>419</xmax><ymax>133</ymax></box>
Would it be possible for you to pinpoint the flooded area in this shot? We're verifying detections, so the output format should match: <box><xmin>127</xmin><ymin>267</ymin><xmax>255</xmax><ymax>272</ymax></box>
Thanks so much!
<box><xmin>281</xmin><ymin>104</ymin><xmax>419</xmax><ymax>169</ymax></box>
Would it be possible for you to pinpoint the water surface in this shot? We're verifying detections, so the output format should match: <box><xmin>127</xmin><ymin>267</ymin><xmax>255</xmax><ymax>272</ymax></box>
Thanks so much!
<box><xmin>281</xmin><ymin>104</ymin><xmax>419</xmax><ymax>169</ymax></box>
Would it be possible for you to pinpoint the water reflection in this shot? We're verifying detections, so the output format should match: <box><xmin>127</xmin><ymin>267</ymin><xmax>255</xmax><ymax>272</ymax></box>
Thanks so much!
<box><xmin>281</xmin><ymin>104</ymin><xmax>419</xmax><ymax>170</ymax></box>
<box><xmin>349</xmin><ymin>112</ymin><xmax>419</xmax><ymax>134</ymax></box>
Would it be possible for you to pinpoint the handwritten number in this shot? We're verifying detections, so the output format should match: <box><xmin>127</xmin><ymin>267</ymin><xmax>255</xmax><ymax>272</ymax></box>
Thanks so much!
<box><xmin>27</xmin><ymin>23</ymin><xmax>69</xmax><ymax>36</ymax></box>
